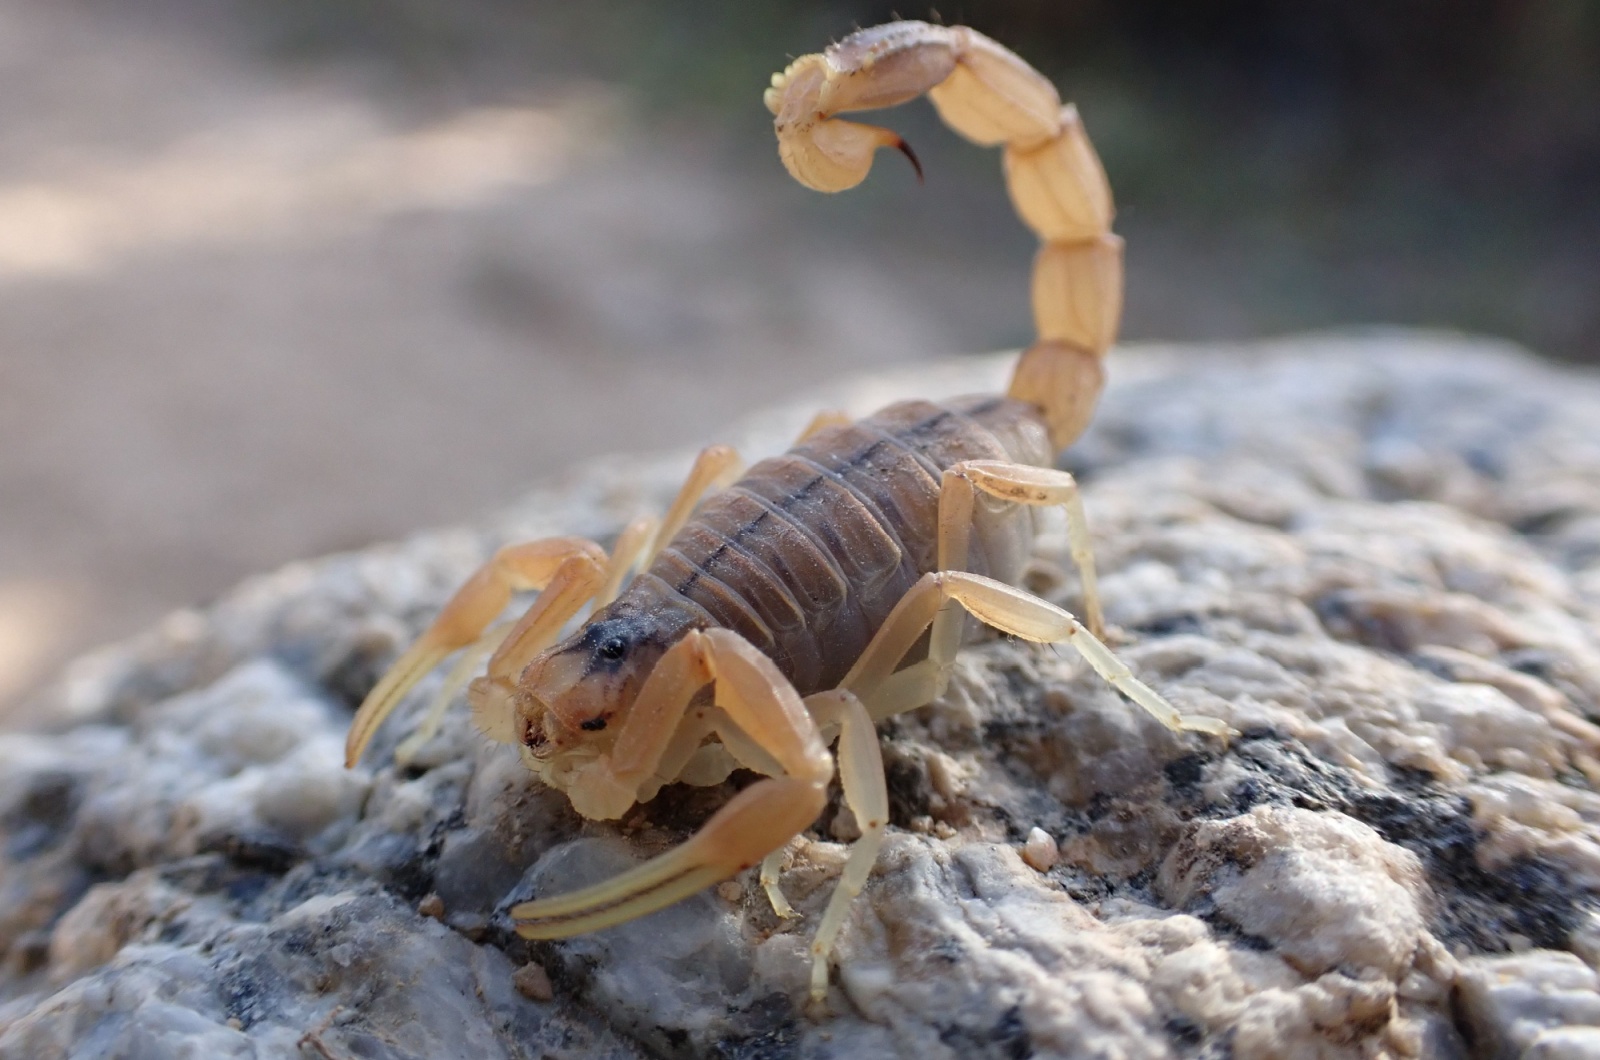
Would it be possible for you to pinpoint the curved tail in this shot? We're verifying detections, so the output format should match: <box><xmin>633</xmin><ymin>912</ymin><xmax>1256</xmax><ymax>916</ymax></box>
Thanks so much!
<box><xmin>767</xmin><ymin>21</ymin><xmax>1119</xmax><ymax>453</ymax></box>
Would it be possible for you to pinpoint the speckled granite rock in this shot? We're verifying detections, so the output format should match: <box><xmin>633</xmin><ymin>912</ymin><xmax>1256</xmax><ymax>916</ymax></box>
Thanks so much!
<box><xmin>6</xmin><ymin>332</ymin><xmax>1600</xmax><ymax>1059</ymax></box>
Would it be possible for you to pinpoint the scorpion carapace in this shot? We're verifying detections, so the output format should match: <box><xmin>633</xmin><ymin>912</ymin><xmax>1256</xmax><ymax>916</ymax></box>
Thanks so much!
<box><xmin>344</xmin><ymin>20</ymin><xmax>1227</xmax><ymax>1006</ymax></box>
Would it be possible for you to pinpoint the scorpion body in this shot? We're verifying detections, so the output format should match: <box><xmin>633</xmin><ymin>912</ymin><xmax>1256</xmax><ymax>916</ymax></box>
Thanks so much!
<box><xmin>612</xmin><ymin>395</ymin><xmax>1049</xmax><ymax>697</ymax></box>
<box><xmin>345</xmin><ymin>20</ymin><xmax>1227</xmax><ymax>1007</ymax></box>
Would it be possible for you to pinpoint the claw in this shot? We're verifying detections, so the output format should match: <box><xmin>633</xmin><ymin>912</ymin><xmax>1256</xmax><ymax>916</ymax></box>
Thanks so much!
<box><xmin>345</xmin><ymin>636</ymin><xmax>454</xmax><ymax>766</ymax></box>
<box><xmin>344</xmin><ymin>536</ymin><xmax>607</xmax><ymax>769</ymax></box>
<box><xmin>778</xmin><ymin>118</ymin><xmax>911</xmax><ymax>193</ymax></box>
<box><xmin>512</xmin><ymin>776</ymin><xmax>824</xmax><ymax>938</ymax></box>
<box><xmin>512</xmin><ymin>853</ymin><xmax>732</xmax><ymax>939</ymax></box>
<box><xmin>394</xmin><ymin>621</ymin><xmax>514</xmax><ymax>764</ymax></box>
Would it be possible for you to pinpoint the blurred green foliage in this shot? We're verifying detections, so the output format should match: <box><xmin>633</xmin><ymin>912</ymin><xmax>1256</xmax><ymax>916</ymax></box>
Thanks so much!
<box><xmin>251</xmin><ymin>0</ymin><xmax>1600</xmax><ymax>360</ymax></box>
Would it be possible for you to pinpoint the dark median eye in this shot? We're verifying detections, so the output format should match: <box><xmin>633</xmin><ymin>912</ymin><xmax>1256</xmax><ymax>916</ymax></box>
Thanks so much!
<box><xmin>597</xmin><ymin>637</ymin><xmax>628</xmax><ymax>661</ymax></box>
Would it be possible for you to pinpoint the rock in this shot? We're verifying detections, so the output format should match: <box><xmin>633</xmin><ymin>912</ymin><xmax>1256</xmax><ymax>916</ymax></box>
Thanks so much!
<box><xmin>513</xmin><ymin>961</ymin><xmax>555</xmax><ymax>1003</ymax></box>
<box><xmin>5</xmin><ymin>331</ymin><xmax>1600</xmax><ymax>1057</ymax></box>
<box><xmin>1022</xmin><ymin>827</ymin><xmax>1060</xmax><ymax>872</ymax></box>
<box><xmin>1455</xmin><ymin>952</ymin><xmax>1600</xmax><ymax>1059</ymax></box>
<box><xmin>1156</xmin><ymin>804</ymin><xmax>1432</xmax><ymax>980</ymax></box>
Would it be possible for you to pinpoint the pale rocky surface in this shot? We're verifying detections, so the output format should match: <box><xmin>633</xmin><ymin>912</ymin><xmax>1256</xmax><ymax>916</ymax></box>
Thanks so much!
<box><xmin>5</xmin><ymin>332</ymin><xmax>1600</xmax><ymax>1058</ymax></box>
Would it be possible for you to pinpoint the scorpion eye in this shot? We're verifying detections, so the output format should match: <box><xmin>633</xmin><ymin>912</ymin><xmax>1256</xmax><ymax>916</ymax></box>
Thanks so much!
<box><xmin>596</xmin><ymin>636</ymin><xmax>628</xmax><ymax>662</ymax></box>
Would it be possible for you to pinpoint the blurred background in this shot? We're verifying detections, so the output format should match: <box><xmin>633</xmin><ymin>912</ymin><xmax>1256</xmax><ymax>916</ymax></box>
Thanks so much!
<box><xmin>2</xmin><ymin>0</ymin><xmax>1597</xmax><ymax>718</ymax></box>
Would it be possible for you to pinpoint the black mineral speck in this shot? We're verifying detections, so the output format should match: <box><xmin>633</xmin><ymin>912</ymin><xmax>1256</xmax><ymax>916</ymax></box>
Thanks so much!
<box><xmin>883</xmin><ymin>744</ymin><xmax>932</xmax><ymax>826</ymax></box>
<box><xmin>939</xmin><ymin>1004</ymin><xmax>1034</xmax><ymax>1060</ymax></box>
<box><xmin>1165</xmin><ymin>1016</ymin><xmax>1204</xmax><ymax>1046</ymax></box>
<box><xmin>709</xmin><ymin>994</ymin><xmax>801</xmax><ymax>1060</ymax></box>
<box><xmin>3</xmin><ymin>770</ymin><xmax>82</xmax><ymax>860</ymax></box>
<box><xmin>201</xmin><ymin>830</ymin><xmax>302</xmax><ymax>873</ymax></box>
<box><xmin>1165</xmin><ymin>753</ymin><xmax>1206</xmax><ymax>791</ymax></box>
<box><xmin>1193</xmin><ymin>732</ymin><xmax>1592</xmax><ymax>954</ymax></box>
<box><xmin>1132</xmin><ymin>612</ymin><xmax>1207</xmax><ymax>637</ymax></box>
<box><xmin>220</xmin><ymin>963</ymin><xmax>270</xmax><ymax>1030</ymax></box>
<box><xmin>993</xmin><ymin>1006</ymin><xmax>1034</xmax><ymax>1060</ymax></box>
<box><xmin>1311</xmin><ymin>591</ymin><xmax>1413</xmax><ymax>653</ymax></box>
<box><xmin>320</xmin><ymin>634</ymin><xmax>397</xmax><ymax>712</ymax></box>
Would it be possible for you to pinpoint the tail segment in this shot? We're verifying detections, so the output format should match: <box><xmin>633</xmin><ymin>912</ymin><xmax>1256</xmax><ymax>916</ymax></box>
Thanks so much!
<box><xmin>768</xmin><ymin>21</ymin><xmax>1119</xmax><ymax>453</ymax></box>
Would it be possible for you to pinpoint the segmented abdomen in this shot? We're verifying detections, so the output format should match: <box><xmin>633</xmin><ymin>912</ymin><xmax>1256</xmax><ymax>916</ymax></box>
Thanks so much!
<box><xmin>632</xmin><ymin>395</ymin><xmax>1053</xmax><ymax>693</ymax></box>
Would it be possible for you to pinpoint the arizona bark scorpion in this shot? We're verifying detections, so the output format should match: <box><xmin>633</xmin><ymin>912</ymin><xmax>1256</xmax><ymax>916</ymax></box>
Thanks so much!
<box><xmin>346</xmin><ymin>20</ymin><xmax>1228</xmax><ymax>1005</ymax></box>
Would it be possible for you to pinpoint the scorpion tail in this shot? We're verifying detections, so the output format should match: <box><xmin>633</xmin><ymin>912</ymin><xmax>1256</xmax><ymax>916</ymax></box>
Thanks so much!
<box><xmin>1002</xmin><ymin>100</ymin><xmax>1121</xmax><ymax>452</ymax></box>
<box><xmin>926</xmin><ymin>30</ymin><xmax>1124</xmax><ymax>452</ymax></box>
<box><xmin>768</xmin><ymin>22</ymin><xmax>1121</xmax><ymax>454</ymax></box>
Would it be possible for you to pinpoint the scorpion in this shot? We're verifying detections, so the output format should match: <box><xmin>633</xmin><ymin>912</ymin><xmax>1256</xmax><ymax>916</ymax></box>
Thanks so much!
<box><xmin>345</xmin><ymin>19</ymin><xmax>1228</xmax><ymax>1004</ymax></box>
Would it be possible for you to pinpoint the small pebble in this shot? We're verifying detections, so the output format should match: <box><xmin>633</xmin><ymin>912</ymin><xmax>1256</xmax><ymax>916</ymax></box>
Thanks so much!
<box><xmin>1021</xmin><ymin>827</ymin><xmax>1059</xmax><ymax>872</ymax></box>
<box><xmin>417</xmin><ymin>893</ymin><xmax>446</xmax><ymax>920</ymax></box>
<box><xmin>512</xmin><ymin>961</ymin><xmax>554</xmax><ymax>1002</ymax></box>
<box><xmin>718</xmin><ymin>880</ymin><xmax>745</xmax><ymax>903</ymax></box>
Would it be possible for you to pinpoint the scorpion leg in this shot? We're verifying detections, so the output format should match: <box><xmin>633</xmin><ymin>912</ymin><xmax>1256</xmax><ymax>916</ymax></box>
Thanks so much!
<box><xmin>467</xmin><ymin>552</ymin><xmax>612</xmax><ymax>746</ymax></box>
<box><xmin>593</xmin><ymin>514</ymin><xmax>657</xmax><ymax>609</ymax></box>
<box><xmin>759</xmin><ymin>847</ymin><xmax>798</xmax><ymax>919</ymax></box>
<box><xmin>393</xmin><ymin>619</ymin><xmax>514</xmax><ymax>765</ymax></box>
<box><xmin>513</xmin><ymin>629</ymin><xmax>831</xmax><ymax>940</ymax></box>
<box><xmin>940</xmin><ymin>460</ymin><xmax>1105</xmax><ymax>638</ymax></box>
<box><xmin>799</xmin><ymin>688</ymin><xmax>888</xmax><ymax>1001</ymax></box>
<box><xmin>844</xmin><ymin>571</ymin><xmax>1230</xmax><ymax>737</ymax></box>
<box><xmin>438</xmin><ymin>445</ymin><xmax>737</xmax><ymax>764</ymax></box>
<box><xmin>391</xmin><ymin>515</ymin><xmax>657</xmax><ymax>764</ymax></box>
<box><xmin>849</xmin><ymin>456</ymin><xmax>1107</xmax><ymax>724</ymax></box>
<box><xmin>345</xmin><ymin>537</ymin><xmax>607</xmax><ymax>765</ymax></box>
<box><xmin>795</xmin><ymin>409</ymin><xmax>852</xmax><ymax>443</ymax></box>
<box><xmin>643</xmin><ymin>444</ymin><xmax>742</xmax><ymax>565</ymax></box>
